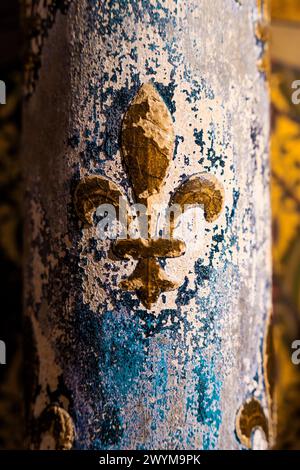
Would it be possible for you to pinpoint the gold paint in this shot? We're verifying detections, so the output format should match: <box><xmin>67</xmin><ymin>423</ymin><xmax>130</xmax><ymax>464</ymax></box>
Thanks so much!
<box><xmin>114</xmin><ymin>238</ymin><xmax>185</xmax><ymax>259</ymax></box>
<box><xmin>120</xmin><ymin>258</ymin><xmax>179</xmax><ymax>310</ymax></box>
<box><xmin>236</xmin><ymin>398</ymin><xmax>269</xmax><ymax>449</ymax></box>
<box><xmin>255</xmin><ymin>20</ymin><xmax>269</xmax><ymax>43</ymax></box>
<box><xmin>114</xmin><ymin>238</ymin><xmax>185</xmax><ymax>307</ymax></box>
<box><xmin>257</xmin><ymin>52</ymin><xmax>270</xmax><ymax>76</ymax></box>
<box><xmin>74</xmin><ymin>175</ymin><xmax>126</xmax><ymax>225</ymax></box>
<box><xmin>37</xmin><ymin>405</ymin><xmax>75</xmax><ymax>450</ymax></box>
<box><xmin>236</xmin><ymin>301</ymin><xmax>275</xmax><ymax>448</ymax></box>
<box><xmin>74</xmin><ymin>83</ymin><xmax>224</xmax><ymax>308</ymax></box>
<box><xmin>170</xmin><ymin>173</ymin><xmax>224</xmax><ymax>224</ymax></box>
<box><xmin>256</xmin><ymin>0</ymin><xmax>270</xmax><ymax>77</ymax></box>
<box><xmin>121</xmin><ymin>83</ymin><xmax>174</xmax><ymax>203</ymax></box>
<box><xmin>235</xmin><ymin>313</ymin><xmax>276</xmax><ymax>449</ymax></box>
<box><xmin>236</xmin><ymin>312</ymin><xmax>275</xmax><ymax>448</ymax></box>
<box><xmin>117</xmin><ymin>83</ymin><xmax>182</xmax><ymax>307</ymax></box>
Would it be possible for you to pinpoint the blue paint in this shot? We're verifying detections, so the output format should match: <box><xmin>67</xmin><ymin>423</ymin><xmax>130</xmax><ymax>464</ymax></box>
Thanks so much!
<box><xmin>194</xmin><ymin>358</ymin><xmax>222</xmax><ymax>449</ymax></box>
<box><xmin>65</xmin><ymin>0</ymin><xmax>244</xmax><ymax>450</ymax></box>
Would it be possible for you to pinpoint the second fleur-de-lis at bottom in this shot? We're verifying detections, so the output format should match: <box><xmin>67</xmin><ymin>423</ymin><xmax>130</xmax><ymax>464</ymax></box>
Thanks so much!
<box><xmin>74</xmin><ymin>83</ymin><xmax>224</xmax><ymax>309</ymax></box>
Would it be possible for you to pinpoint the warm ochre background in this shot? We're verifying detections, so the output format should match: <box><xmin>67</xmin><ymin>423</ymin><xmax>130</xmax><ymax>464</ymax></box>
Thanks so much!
<box><xmin>271</xmin><ymin>0</ymin><xmax>300</xmax><ymax>449</ymax></box>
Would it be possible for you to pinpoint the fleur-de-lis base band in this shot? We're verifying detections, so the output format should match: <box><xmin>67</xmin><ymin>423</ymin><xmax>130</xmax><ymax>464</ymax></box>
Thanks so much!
<box><xmin>74</xmin><ymin>83</ymin><xmax>224</xmax><ymax>308</ymax></box>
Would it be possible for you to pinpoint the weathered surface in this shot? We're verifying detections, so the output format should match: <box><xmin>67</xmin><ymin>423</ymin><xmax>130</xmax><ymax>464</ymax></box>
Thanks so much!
<box><xmin>23</xmin><ymin>0</ymin><xmax>271</xmax><ymax>449</ymax></box>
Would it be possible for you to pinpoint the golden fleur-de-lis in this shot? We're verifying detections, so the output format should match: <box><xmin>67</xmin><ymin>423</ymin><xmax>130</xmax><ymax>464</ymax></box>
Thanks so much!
<box><xmin>74</xmin><ymin>82</ymin><xmax>224</xmax><ymax>309</ymax></box>
<box><xmin>236</xmin><ymin>398</ymin><xmax>269</xmax><ymax>449</ymax></box>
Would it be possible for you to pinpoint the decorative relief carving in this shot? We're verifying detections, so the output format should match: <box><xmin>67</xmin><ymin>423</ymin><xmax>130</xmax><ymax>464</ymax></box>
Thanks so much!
<box><xmin>121</xmin><ymin>83</ymin><xmax>174</xmax><ymax>204</ymax></box>
<box><xmin>236</xmin><ymin>310</ymin><xmax>275</xmax><ymax>449</ymax></box>
<box><xmin>74</xmin><ymin>175</ymin><xmax>129</xmax><ymax>225</ymax></box>
<box><xmin>74</xmin><ymin>83</ymin><xmax>224</xmax><ymax>308</ymax></box>
<box><xmin>36</xmin><ymin>405</ymin><xmax>75</xmax><ymax>450</ymax></box>
<box><xmin>236</xmin><ymin>398</ymin><xmax>269</xmax><ymax>448</ymax></box>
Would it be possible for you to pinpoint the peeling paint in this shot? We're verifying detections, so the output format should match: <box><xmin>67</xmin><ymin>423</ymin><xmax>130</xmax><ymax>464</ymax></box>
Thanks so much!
<box><xmin>23</xmin><ymin>0</ymin><xmax>271</xmax><ymax>450</ymax></box>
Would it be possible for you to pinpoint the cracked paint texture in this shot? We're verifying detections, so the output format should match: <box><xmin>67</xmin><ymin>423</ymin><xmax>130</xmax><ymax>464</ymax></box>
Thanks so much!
<box><xmin>23</xmin><ymin>0</ymin><xmax>271</xmax><ymax>449</ymax></box>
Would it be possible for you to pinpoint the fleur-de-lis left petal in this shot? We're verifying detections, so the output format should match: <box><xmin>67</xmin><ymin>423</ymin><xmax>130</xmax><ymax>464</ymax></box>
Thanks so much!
<box><xmin>74</xmin><ymin>175</ymin><xmax>128</xmax><ymax>225</ymax></box>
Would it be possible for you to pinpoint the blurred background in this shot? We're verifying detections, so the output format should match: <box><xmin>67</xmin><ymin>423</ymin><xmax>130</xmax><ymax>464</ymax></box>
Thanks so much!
<box><xmin>270</xmin><ymin>0</ymin><xmax>300</xmax><ymax>449</ymax></box>
<box><xmin>0</xmin><ymin>0</ymin><xmax>300</xmax><ymax>449</ymax></box>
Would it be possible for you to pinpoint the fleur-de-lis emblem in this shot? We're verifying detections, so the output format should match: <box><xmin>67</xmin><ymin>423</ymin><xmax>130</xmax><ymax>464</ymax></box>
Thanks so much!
<box><xmin>74</xmin><ymin>83</ymin><xmax>224</xmax><ymax>309</ymax></box>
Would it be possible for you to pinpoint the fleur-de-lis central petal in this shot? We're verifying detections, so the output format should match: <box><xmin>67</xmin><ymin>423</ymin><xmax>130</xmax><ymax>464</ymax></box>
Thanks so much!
<box><xmin>121</xmin><ymin>82</ymin><xmax>174</xmax><ymax>203</ymax></box>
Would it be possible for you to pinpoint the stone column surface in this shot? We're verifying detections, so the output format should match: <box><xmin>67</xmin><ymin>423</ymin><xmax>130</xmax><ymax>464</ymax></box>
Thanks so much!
<box><xmin>23</xmin><ymin>0</ymin><xmax>271</xmax><ymax>450</ymax></box>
